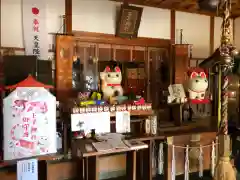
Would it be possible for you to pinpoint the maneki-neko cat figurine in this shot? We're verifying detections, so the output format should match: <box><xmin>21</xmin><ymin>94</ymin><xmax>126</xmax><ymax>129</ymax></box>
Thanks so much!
<box><xmin>100</xmin><ymin>66</ymin><xmax>123</xmax><ymax>101</ymax></box>
<box><xmin>187</xmin><ymin>68</ymin><xmax>208</xmax><ymax>100</ymax></box>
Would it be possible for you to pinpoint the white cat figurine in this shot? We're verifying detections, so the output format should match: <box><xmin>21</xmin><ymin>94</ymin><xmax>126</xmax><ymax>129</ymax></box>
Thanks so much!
<box><xmin>100</xmin><ymin>66</ymin><xmax>123</xmax><ymax>100</ymax></box>
<box><xmin>188</xmin><ymin>69</ymin><xmax>208</xmax><ymax>100</ymax></box>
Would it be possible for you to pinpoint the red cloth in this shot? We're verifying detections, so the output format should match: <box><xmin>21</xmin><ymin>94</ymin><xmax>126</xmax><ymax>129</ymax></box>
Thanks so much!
<box><xmin>189</xmin><ymin>99</ymin><xmax>210</xmax><ymax>104</ymax></box>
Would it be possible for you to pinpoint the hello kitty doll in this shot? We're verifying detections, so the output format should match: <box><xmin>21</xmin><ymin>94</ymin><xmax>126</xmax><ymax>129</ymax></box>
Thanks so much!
<box><xmin>100</xmin><ymin>66</ymin><xmax>123</xmax><ymax>100</ymax></box>
<box><xmin>187</xmin><ymin>68</ymin><xmax>208</xmax><ymax>100</ymax></box>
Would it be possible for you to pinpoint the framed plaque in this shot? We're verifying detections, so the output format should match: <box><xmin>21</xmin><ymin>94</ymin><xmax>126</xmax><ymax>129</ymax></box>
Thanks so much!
<box><xmin>116</xmin><ymin>5</ymin><xmax>143</xmax><ymax>38</ymax></box>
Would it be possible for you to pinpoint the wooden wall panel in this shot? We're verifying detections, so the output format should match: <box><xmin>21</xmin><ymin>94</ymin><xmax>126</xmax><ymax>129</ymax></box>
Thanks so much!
<box><xmin>47</xmin><ymin>161</ymin><xmax>78</xmax><ymax>180</ymax></box>
<box><xmin>55</xmin><ymin>35</ymin><xmax>74</xmax><ymax>101</ymax></box>
<box><xmin>133</xmin><ymin>47</ymin><xmax>145</xmax><ymax>62</ymax></box>
<box><xmin>0</xmin><ymin>171</ymin><xmax>16</xmax><ymax>180</ymax></box>
<box><xmin>99</xmin><ymin>155</ymin><xmax>126</xmax><ymax>172</ymax></box>
<box><xmin>98</xmin><ymin>44</ymin><xmax>112</xmax><ymax>61</ymax></box>
<box><xmin>172</xmin><ymin>44</ymin><xmax>189</xmax><ymax>84</ymax></box>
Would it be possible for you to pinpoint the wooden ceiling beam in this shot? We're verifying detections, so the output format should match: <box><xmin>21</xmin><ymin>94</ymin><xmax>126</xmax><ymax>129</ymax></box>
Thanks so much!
<box><xmin>184</xmin><ymin>4</ymin><xmax>197</xmax><ymax>11</ymax></box>
<box><xmin>65</xmin><ymin>0</ymin><xmax>72</xmax><ymax>34</ymax></box>
<box><xmin>110</xmin><ymin>0</ymin><xmax>240</xmax><ymax>18</ymax></box>
<box><xmin>110</xmin><ymin>0</ymin><xmax>218</xmax><ymax>16</ymax></box>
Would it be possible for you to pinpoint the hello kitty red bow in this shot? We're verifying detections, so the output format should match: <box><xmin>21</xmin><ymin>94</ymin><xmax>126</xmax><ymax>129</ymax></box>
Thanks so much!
<box><xmin>104</xmin><ymin>66</ymin><xmax>121</xmax><ymax>72</ymax></box>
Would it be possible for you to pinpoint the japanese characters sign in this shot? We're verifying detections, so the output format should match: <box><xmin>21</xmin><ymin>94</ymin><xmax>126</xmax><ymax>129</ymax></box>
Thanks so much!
<box><xmin>22</xmin><ymin>0</ymin><xmax>48</xmax><ymax>60</ymax></box>
<box><xmin>17</xmin><ymin>158</ymin><xmax>38</xmax><ymax>180</ymax></box>
<box><xmin>3</xmin><ymin>87</ymin><xmax>56</xmax><ymax>160</ymax></box>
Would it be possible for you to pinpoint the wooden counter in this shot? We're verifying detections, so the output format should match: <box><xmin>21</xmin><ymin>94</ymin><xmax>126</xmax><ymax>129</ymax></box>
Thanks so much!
<box><xmin>0</xmin><ymin>130</ymin><xmax>217</xmax><ymax>180</ymax></box>
<box><xmin>72</xmin><ymin>139</ymin><xmax>149</xmax><ymax>180</ymax></box>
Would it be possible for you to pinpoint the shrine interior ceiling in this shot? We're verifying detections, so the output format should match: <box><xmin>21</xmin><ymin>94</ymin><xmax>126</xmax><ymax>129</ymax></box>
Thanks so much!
<box><xmin>111</xmin><ymin>0</ymin><xmax>240</xmax><ymax>18</ymax></box>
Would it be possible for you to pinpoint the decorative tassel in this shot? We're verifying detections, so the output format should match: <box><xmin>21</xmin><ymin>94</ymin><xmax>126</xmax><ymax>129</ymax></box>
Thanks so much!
<box><xmin>158</xmin><ymin>143</ymin><xmax>164</xmax><ymax>175</ymax></box>
<box><xmin>211</xmin><ymin>141</ymin><xmax>216</xmax><ymax>177</ymax></box>
<box><xmin>184</xmin><ymin>145</ymin><xmax>189</xmax><ymax>180</ymax></box>
<box><xmin>199</xmin><ymin>145</ymin><xmax>203</xmax><ymax>177</ymax></box>
<box><xmin>171</xmin><ymin>145</ymin><xmax>176</xmax><ymax>180</ymax></box>
<box><xmin>215</xmin><ymin>137</ymin><xmax>219</xmax><ymax>162</ymax></box>
<box><xmin>214</xmin><ymin>135</ymin><xmax>236</xmax><ymax>180</ymax></box>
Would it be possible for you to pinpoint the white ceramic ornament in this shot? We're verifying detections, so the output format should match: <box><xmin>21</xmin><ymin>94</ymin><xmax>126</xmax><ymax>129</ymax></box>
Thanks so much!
<box><xmin>100</xmin><ymin>66</ymin><xmax>123</xmax><ymax>100</ymax></box>
<box><xmin>188</xmin><ymin>69</ymin><xmax>208</xmax><ymax>100</ymax></box>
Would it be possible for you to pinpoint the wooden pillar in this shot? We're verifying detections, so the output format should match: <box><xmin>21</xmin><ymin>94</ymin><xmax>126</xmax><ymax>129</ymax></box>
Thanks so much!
<box><xmin>142</xmin><ymin>140</ymin><xmax>153</xmax><ymax>180</ymax></box>
<box><xmin>210</xmin><ymin>16</ymin><xmax>215</xmax><ymax>54</ymax></box>
<box><xmin>65</xmin><ymin>0</ymin><xmax>72</xmax><ymax>34</ymax></box>
<box><xmin>126</xmin><ymin>151</ymin><xmax>137</xmax><ymax>180</ymax></box>
<box><xmin>0</xmin><ymin>0</ymin><xmax>1</xmax><ymax>48</ymax></box>
<box><xmin>233</xmin><ymin>18</ymin><xmax>235</xmax><ymax>44</ymax></box>
<box><xmin>170</xmin><ymin>10</ymin><xmax>176</xmax><ymax>44</ymax></box>
<box><xmin>165</xmin><ymin>137</ymin><xmax>173</xmax><ymax>180</ymax></box>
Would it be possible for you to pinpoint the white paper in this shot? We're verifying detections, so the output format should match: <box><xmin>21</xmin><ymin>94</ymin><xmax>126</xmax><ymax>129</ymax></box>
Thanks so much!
<box><xmin>98</xmin><ymin>133</ymin><xmax>127</xmax><ymax>149</ymax></box>
<box><xmin>71</xmin><ymin>112</ymin><xmax>110</xmax><ymax>134</ymax></box>
<box><xmin>115</xmin><ymin>111</ymin><xmax>130</xmax><ymax>133</ymax></box>
<box><xmin>17</xmin><ymin>158</ymin><xmax>38</xmax><ymax>180</ymax></box>
<box><xmin>168</xmin><ymin>84</ymin><xmax>186</xmax><ymax>99</ymax></box>
<box><xmin>3</xmin><ymin>87</ymin><xmax>57</xmax><ymax>160</ymax></box>
<box><xmin>92</xmin><ymin>142</ymin><xmax>113</xmax><ymax>152</ymax></box>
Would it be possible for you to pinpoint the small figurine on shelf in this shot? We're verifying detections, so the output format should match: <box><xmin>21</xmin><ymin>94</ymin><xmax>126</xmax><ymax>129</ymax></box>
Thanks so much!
<box><xmin>187</xmin><ymin>68</ymin><xmax>208</xmax><ymax>100</ymax></box>
<box><xmin>100</xmin><ymin>66</ymin><xmax>123</xmax><ymax>102</ymax></box>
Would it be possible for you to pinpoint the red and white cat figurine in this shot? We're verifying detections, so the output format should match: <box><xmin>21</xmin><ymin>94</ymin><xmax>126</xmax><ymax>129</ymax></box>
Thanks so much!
<box><xmin>187</xmin><ymin>68</ymin><xmax>208</xmax><ymax>100</ymax></box>
<box><xmin>100</xmin><ymin>66</ymin><xmax>123</xmax><ymax>100</ymax></box>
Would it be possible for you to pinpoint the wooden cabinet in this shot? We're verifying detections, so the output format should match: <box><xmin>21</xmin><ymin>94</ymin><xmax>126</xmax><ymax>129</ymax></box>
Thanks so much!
<box><xmin>55</xmin><ymin>35</ymin><xmax>74</xmax><ymax>101</ymax></box>
<box><xmin>98</xmin><ymin>44</ymin><xmax>112</xmax><ymax>61</ymax></box>
<box><xmin>132</xmin><ymin>46</ymin><xmax>145</xmax><ymax>62</ymax></box>
<box><xmin>71</xmin><ymin>42</ymin><xmax>170</xmax><ymax>108</ymax></box>
<box><xmin>228</xmin><ymin>75</ymin><xmax>240</xmax><ymax>126</ymax></box>
<box><xmin>46</xmin><ymin>161</ymin><xmax>78</xmax><ymax>180</ymax></box>
<box><xmin>114</xmin><ymin>45</ymin><xmax>131</xmax><ymax>61</ymax></box>
<box><xmin>76</xmin><ymin>42</ymin><xmax>97</xmax><ymax>62</ymax></box>
<box><xmin>172</xmin><ymin>44</ymin><xmax>189</xmax><ymax>84</ymax></box>
<box><xmin>148</xmin><ymin>48</ymin><xmax>170</xmax><ymax>108</ymax></box>
<box><xmin>55</xmin><ymin>32</ymin><xmax>171</xmax><ymax>108</ymax></box>
<box><xmin>0</xmin><ymin>171</ymin><xmax>16</xmax><ymax>180</ymax></box>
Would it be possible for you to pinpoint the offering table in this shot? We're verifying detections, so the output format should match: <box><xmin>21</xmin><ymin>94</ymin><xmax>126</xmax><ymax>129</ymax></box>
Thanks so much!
<box><xmin>72</xmin><ymin>139</ymin><xmax>148</xmax><ymax>180</ymax></box>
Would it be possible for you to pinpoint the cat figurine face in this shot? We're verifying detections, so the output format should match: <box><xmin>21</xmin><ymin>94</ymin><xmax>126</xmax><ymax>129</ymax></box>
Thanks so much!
<box><xmin>102</xmin><ymin>66</ymin><xmax>122</xmax><ymax>85</ymax></box>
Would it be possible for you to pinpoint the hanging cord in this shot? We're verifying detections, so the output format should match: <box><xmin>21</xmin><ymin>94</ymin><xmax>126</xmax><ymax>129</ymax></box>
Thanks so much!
<box><xmin>199</xmin><ymin>146</ymin><xmax>203</xmax><ymax>177</ymax></box>
<box><xmin>158</xmin><ymin>142</ymin><xmax>164</xmax><ymax>175</ymax></box>
<box><xmin>211</xmin><ymin>141</ymin><xmax>216</xmax><ymax>177</ymax></box>
<box><xmin>164</xmin><ymin>141</ymin><xmax>219</xmax><ymax>149</ymax></box>
<box><xmin>217</xmin><ymin>0</ymin><xmax>234</xmax><ymax>135</ymax></box>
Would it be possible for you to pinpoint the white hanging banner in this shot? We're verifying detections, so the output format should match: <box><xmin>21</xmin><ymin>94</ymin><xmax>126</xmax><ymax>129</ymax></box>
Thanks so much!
<box><xmin>22</xmin><ymin>0</ymin><xmax>48</xmax><ymax>60</ymax></box>
<box><xmin>3</xmin><ymin>87</ymin><xmax>57</xmax><ymax>160</ymax></box>
<box><xmin>17</xmin><ymin>158</ymin><xmax>38</xmax><ymax>180</ymax></box>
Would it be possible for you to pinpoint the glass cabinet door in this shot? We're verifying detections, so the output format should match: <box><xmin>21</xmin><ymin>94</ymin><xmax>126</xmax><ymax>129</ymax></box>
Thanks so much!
<box><xmin>228</xmin><ymin>75</ymin><xmax>240</xmax><ymax>127</ymax></box>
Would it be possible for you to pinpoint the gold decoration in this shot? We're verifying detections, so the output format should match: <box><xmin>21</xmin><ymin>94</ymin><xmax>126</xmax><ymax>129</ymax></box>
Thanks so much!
<box><xmin>93</xmin><ymin>57</ymin><xmax>98</xmax><ymax>63</ymax></box>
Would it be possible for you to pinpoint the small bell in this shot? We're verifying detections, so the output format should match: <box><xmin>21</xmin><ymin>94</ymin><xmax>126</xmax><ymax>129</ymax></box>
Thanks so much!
<box><xmin>221</xmin><ymin>55</ymin><xmax>232</xmax><ymax>64</ymax></box>
<box><xmin>231</xmin><ymin>48</ymin><xmax>239</xmax><ymax>56</ymax></box>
